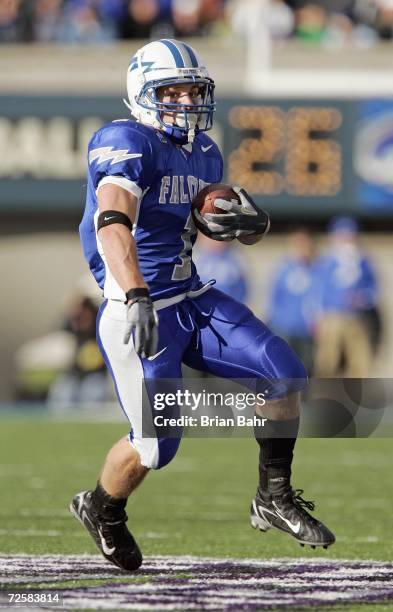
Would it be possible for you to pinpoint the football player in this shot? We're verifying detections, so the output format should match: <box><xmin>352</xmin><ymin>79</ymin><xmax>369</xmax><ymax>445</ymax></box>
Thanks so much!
<box><xmin>71</xmin><ymin>39</ymin><xmax>335</xmax><ymax>571</ymax></box>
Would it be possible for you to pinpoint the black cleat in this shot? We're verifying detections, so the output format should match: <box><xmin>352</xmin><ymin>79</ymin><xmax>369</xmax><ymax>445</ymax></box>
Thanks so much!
<box><xmin>250</xmin><ymin>488</ymin><xmax>335</xmax><ymax>548</ymax></box>
<box><xmin>70</xmin><ymin>490</ymin><xmax>142</xmax><ymax>571</ymax></box>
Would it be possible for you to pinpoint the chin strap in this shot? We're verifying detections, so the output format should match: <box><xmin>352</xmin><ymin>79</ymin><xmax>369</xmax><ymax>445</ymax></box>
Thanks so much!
<box><xmin>163</xmin><ymin>124</ymin><xmax>197</xmax><ymax>145</ymax></box>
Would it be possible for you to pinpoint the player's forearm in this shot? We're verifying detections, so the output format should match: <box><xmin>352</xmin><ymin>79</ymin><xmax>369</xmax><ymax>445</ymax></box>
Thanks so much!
<box><xmin>99</xmin><ymin>225</ymin><xmax>147</xmax><ymax>293</ymax></box>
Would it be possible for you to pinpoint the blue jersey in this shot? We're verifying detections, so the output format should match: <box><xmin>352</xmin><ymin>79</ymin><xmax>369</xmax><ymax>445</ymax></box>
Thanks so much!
<box><xmin>315</xmin><ymin>248</ymin><xmax>378</xmax><ymax>314</ymax></box>
<box><xmin>267</xmin><ymin>259</ymin><xmax>317</xmax><ymax>337</ymax></box>
<box><xmin>79</xmin><ymin>120</ymin><xmax>223</xmax><ymax>301</ymax></box>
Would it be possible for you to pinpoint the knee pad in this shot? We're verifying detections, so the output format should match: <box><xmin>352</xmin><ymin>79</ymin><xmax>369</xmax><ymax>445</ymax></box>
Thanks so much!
<box><xmin>261</xmin><ymin>335</ymin><xmax>308</xmax><ymax>399</ymax></box>
<box><xmin>129</xmin><ymin>433</ymin><xmax>181</xmax><ymax>470</ymax></box>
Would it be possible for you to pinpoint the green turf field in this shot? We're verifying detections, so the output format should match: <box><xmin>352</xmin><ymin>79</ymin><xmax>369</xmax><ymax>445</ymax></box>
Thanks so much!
<box><xmin>0</xmin><ymin>419</ymin><xmax>391</xmax><ymax>561</ymax></box>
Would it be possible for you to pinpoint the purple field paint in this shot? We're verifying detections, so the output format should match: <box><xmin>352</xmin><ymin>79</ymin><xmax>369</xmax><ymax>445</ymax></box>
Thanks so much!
<box><xmin>0</xmin><ymin>555</ymin><xmax>392</xmax><ymax>610</ymax></box>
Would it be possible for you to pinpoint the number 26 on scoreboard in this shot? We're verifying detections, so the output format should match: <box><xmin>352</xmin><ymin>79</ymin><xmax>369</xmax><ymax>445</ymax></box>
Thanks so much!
<box><xmin>228</xmin><ymin>106</ymin><xmax>343</xmax><ymax>197</ymax></box>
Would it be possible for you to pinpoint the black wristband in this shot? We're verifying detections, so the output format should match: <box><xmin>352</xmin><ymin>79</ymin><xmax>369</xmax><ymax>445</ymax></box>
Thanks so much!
<box><xmin>124</xmin><ymin>287</ymin><xmax>150</xmax><ymax>304</ymax></box>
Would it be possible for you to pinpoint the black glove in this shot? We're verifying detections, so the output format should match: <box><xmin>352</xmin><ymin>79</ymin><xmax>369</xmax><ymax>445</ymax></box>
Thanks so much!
<box><xmin>123</xmin><ymin>290</ymin><xmax>159</xmax><ymax>358</ymax></box>
<box><xmin>194</xmin><ymin>186</ymin><xmax>270</xmax><ymax>241</ymax></box>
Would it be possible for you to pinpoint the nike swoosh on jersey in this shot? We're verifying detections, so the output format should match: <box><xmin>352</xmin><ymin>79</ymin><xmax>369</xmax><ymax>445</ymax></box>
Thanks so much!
<box><xmin>97</xmin><ymin>527</ymin><xmax>116</xmax><ymax>555</ymax></box>
<box><xmin>147</xmin><ymin>347</ymin><xmax>168</xmax><ymax>361</ymax></box>
<box><xmin>201</xmin><ymin>144</ymin><xmax>213</xmax><ymax>153</ymax></box>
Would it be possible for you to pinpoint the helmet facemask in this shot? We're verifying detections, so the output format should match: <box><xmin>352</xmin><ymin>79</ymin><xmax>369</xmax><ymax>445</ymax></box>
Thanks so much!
<box><xmin>136</xmin><ymin>77</ymin><xmax>215</xmax><ymax>143</ymax></box>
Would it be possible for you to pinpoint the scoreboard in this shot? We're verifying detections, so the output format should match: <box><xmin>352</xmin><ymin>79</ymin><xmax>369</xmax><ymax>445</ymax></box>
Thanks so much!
<box><xmin>226</xmin><ymin>104</ymin><xmax>343</xmax><ymax>197</ymax></box>
<box><xmin>218</xmin><ymin>99</ymin><xmax>351</xmax><ymax>217</ymax></box>
<box><xmin>220</xmin><ymin>98</ymin><xmax>393</xmax><ymax>217</ymax></box>
<box><xmin>0</xmin><ymin>95</ymin><xmax>392</xmax><ymax>218</ymax></box>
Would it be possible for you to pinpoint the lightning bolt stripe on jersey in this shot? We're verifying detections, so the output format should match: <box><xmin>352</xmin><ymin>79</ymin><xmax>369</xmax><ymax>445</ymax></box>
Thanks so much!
<box><xmin>89</xmin><ymin>147</ymin><xmax>142</xmax><ymax>166</ymax></box>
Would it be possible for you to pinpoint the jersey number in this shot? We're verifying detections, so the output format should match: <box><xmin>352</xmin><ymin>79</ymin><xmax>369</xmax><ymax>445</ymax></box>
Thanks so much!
<box><xmin>172</xmin><ymin>213</ymin><xmax>197</xmax><ymax>281</ymax></box>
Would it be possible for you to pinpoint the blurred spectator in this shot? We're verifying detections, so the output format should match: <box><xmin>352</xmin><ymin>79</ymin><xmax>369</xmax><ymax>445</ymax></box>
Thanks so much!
<box><xmin>58</xmin><ymin>0</ymin><xmax>117</xmax><ymax>44</ymax></box>
<box><xmin>352</xmin><ymin>0</ymin><xmax>393</xmax><ymax>36</ymax></box>
<box><xmin>352</xmin><ymin>0</ymin><xmax>378</xmax><ymax>24</ymax></box>
<box><xmin>314</xmin><ymin>216</ymin><xmax>380</xmax><ymax>377</ymax></box>
<box><xmin>374</xmin><ymin>0</ymin><xmax>393</xmax><ymax>38</ymax></box>
<box><xmin>228</xmin><ymin>0</ymin><xmax>294</xmax><ymax>41</ymax></box>
<box><xmin>288</xmin><ymin>2</ymin><xmax>354</xmax><ymax>47</ymax></box>
<box><xmin>121</xmin><ymin>0</ymin><xmax>160</xmax><ymax>39</ymax></box>
<box><xmin>283</xmin><ymin>0</ymin><xmax>393</xmax><ymax>44</ymax></box>
<box><xmin>0</xmin><ymin>0</ymin><xmax>21</xmax><ymax>42</ymax></box>
<box><xmin>171</xmin><ymin>0</ymin><xmax>202</xmax><ymax>37</ymax></box>
<box><xmin>323</xmin><ymin>11</ymin><xmax>354</xmax><ymax>46</ymax></box>
<box><xmin>269</xmin><ymin>0</ymin><xmax>295</xmax><ymax>38</ymax></box>
<box><xmin>14</xmin><ymin>276</ymin><xmax>109</xmax><ymax>407</ymax></box>
<box><xmin>32</xmin><ymin>0</ymin><xmax>63</xmax><ymax>43</ymax></box>
<box><xmin>3</xmin><ymin>0</ymin><xmax>393</xmax><ymax>44</ymax></box>
<box><xmin>47</xmin><ymin>292</ymin><xmax>108</xmax><ymax>407</ymax></box>
<box><xmin>266</xmin><ymin>228</ymin><xmax>318</xmax><ymax>374</ymax></box>
<box><xmin>121</xmin><ymin>0</ymin><xmax>225</xmax><ymax>40</ymax></box>
<box><xmin>294</xmin><ymin>3</ymin><xmax>328</xmax><ymax>43</ymax></box>
<box><xmin>95</xmin><ymin>0</ymin><xmax>127</xmax><ymax>23</ymax></box>
<box><xmin>194</xmin><ymin>234</ymin><xmax>249</xmax><ymax>304</ymax></box>
<box><xmin>201</xmin><ymin>0</ymin><xmax>224</xmax><ymax>21</ymax></box>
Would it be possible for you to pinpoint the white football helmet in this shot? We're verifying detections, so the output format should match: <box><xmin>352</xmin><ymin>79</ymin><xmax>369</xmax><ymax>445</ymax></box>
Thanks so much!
<box><xmin>126</xmin><ymin>39</ymin><xmax>215</xmax><ymax>143</ymax></box>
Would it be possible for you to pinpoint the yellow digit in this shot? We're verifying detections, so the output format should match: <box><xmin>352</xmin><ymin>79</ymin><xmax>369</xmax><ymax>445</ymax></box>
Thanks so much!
<box><xmin>228</xmin><ymin>106</ymin><xmax>285</xmax><ymax>195</ymax></box>
<box><xmin>285</xmin><ymin>107</ymin><xmax>342</xmax><ymax>196</ymax></box>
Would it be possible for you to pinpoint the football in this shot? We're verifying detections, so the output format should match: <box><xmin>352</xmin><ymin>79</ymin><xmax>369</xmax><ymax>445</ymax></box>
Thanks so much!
<box><xmin>192</xmin><ymin>183</ymin><xmax>239</xmax><ymax>233</ymax></box>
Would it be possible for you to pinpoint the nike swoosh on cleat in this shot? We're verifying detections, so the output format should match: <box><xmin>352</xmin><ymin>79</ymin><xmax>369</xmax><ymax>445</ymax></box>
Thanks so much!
<box><xmin>257</xmin><ymin>503</ymin><xmax>301</xmax><ymax>534</ymax></box>
<box><xmin>147</xmin><ymin>347</ymin><xmax>168</xmax><ymax>361</ymax></box>
<box><xmin>201</xmin><ymin>144</ymin><xmax>213</xmax><ymax>153</ymax></box>
<box><xmin>98</xmin><ymin>527</ymin><xmax>116</xmax><ymax>555</ymax></box>
<box><xmin>272</xmin><ymin>501</ymin><xmax>301</xmax><ymax>534</ymax></box>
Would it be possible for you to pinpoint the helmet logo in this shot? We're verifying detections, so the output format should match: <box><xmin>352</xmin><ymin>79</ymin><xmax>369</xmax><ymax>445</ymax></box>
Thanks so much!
<box><xmin>129</xmin><ymin>60</ymin><xmax>155</xmax><ymax>74</ymax></box>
